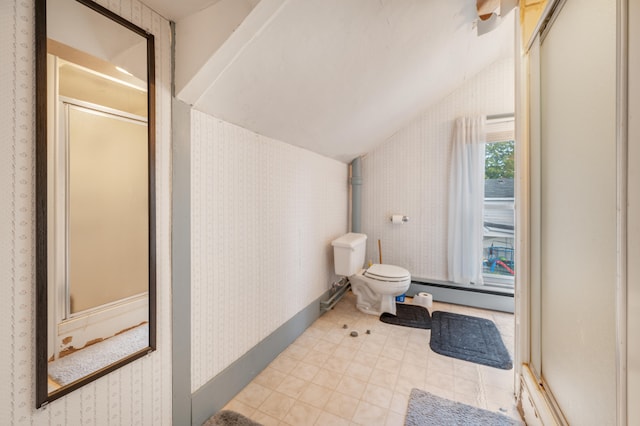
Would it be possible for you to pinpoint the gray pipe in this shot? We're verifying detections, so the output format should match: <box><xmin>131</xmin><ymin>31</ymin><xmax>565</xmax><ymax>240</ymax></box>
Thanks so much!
<box><xmin>350</xmin><ymin>156</ymin><xmax>362</xmax><ymax>233</ymax></box>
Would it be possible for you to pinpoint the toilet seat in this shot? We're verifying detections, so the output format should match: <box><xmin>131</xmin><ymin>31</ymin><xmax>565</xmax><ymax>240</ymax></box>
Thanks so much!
<box><xmin>364</xmin><ymin>264</ymin><xmax>410</xmax><ymax>282</ymax></box>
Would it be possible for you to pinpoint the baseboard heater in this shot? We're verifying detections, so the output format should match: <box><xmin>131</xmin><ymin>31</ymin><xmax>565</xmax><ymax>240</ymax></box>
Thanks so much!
<box><xmin>408</xmin><ymin>280</ymin><xmax>514</xmax><ymax>313</ymax></box>
<box><xmin>320</xmin><ymin>278</ymin><xmax>350</xmax><ymax>313</ymax></box>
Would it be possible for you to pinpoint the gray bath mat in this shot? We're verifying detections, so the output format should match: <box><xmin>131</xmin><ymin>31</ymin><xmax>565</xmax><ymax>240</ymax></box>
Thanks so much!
<box><xmin>405</xmin><ymin>388</ymin><xmax>522</xmax><ymax>425</ymax></box>
<box><xmin>430</xmin><ymin>311</ymin><xmax>512</xmax><ymax>369</ymax></box>
<box><xmin>202</xmin><ymin>410</ymin><xmax>262</xmax><ymax>426</ymax></box>
<box><xmin>380</xmin><ymin>303</ymin><xmax>431</xmax><ymax>329</ymax></box>
<box><xmin>48</xmin><ymin>323</ymin><xmax>148</xmax><ymax>386</ymax></box>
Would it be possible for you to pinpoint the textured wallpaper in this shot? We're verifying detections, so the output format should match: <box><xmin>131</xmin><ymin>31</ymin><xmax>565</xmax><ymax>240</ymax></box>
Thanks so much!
<box><xmin>361</xmin><ymin>57</ymin><xmax>515</xmax><ymax>283</ymax></box>
<box><xmin>0</xmin><ymin>0</ymin><xmax>173</xmax><ymax>424</ymax></box>
<box><xmin>190</xmin><ymin>112</ymin><xmax>348</xmax><ymax>391</ymax></box>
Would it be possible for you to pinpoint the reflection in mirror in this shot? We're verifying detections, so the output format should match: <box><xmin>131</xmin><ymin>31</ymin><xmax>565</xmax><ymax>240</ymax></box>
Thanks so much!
<box><xmin>36</xmin><ymin>0</ymin><xmax>155</xmax><ymax>407</ymax></box>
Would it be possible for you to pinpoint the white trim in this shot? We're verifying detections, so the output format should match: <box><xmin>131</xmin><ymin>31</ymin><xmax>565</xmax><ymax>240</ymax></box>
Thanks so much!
<box><xmin>615</xmin><ymin>0</ymin><xmax>629</xmax><ymax>424</ymax></box>
<box><xmin>525</xmin><ymin>0</ymin><xmax>566</xmax><ymax>52</ymax></box>
<box><xmin>519</xmin><ymin>365</ymin><xmax>565</xmax><ymax>425</ymax></box>
<box><xmin>514</xmin><ymin>21</ymin><xmax>529</xmax><ymax>399</ymax></box>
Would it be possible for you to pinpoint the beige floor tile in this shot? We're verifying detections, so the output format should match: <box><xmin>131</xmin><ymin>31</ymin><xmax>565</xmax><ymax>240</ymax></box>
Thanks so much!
<box><xmin>384</xmin><ymin>410</ymin><xmax>405</xmax><ymax>426</ymax></box>
<box><xmin>481</xmin><ymin>366</ymin><xmax>515</xmax><ymax>390</ymax></box>
<box><xmin>354</xmin><ymin>350</ymin><xmax>379</xmax><ymax>366</ymax></box>
<box><xmin>276</xmin><ymin>375</ymin><xmax>309</xmax><ymax>399</ymax></box>
<box><xmin>402</xmin><ymin>350</ymin><xmax>428</xmax><ymax>368</ymax></box>
<box><xmin>299</xmin><ymin>382</ymin><xmax>333</xmax><ymax>409</ymax></box>
<box><xmin>362</xmin><ymin>383</ymin><xmax>394</xmax><ymax>409</ymax></box>
<box><xmin>335</xmin><ymin>375</ymin><xmax>368</xmax><ymax>399</ymax></box>
<box><xmin>389</xmin><ymin>393</ymin><xmax>409</xmax><ymax>415</ymax></box>
<box><xmin>290</xmin><ymin>361</ymin><xmax>320</xmax><ymax>382</ymax></box>
<box><xmin>421</xmin><ymin>382</ymin><xmax>455</xmax><ymax>400</ymax></box>
<box><xmin>334</xmin><ymin>345</ymin><xmax>358</xmax><ymax>362</ymax></box>
<box><xmin>314</xmin><ymin>411</ymin><xmax>351</xmax><ymax>426</ymax></box>
<box><xmin>367</xmin><ymin>367</ymin><xmax>398</xmax><ymax>389</ymax></box>
<box><xmin>282</xmin><ymin>343</ymin><xmax>311</xmax><ymax>361</ymax></box>
<box><xmin>454</xmin><ymin>375</ymin><xmax>482</xmax><ymax>396</ymax></box>
<box><xmin>398</xmin><ymin>362</ymin><xmax>426</xmax><ymax>380</ymax></box>
<box><xmin>351</xmin><ymin>400</ymin><xmax>388</xmax><ymax>425</ymax></box>
<box><xmin>254</xmin><ymin>367</ymin><xmax>288</xmax><ymax>390</ymax></box>
<box><xmin>224</xmin><ymin>292</ymin><xmax>522</xmax><ymax>426</ymax></box>
<box><xmin>251</xmin><ymin>410</ymin><xmax>280</xmax><ymax>426</ymax></box>
<box><xmin>375</xmin><ymin>356</ymin><xmax>402</xmax><ymax>375</ymax></box>
<box><xmin>295</xmin><ymin>334</ymin><xmax>320</xmax><ymax>349</ymax></box>
<box><xmin>283</xmin><ymin>401</ymin><xmax>322</xmax><ymax>426</ymax></box>
<box><xmin>454</xmin><ymin>390</ymin><xmax>486</xmax><ymax>408</ymax></box>
<box><xmin>427</xmin><ymin>354</ymin><xmax>455</xmax><ymax>374</ymax></box>
<box><xmin>236</xmin><ymin>382</ymin><xmax>272</xmax><ymax>409</ymax></box>
<box><xmin>386</xmin><ymin>335</ymin><xmax>409</xmax><ymax>350</ymax></box>
<box><xmin>360</xmin><ymin>340</ymin><xmax>384</xmax><ymax>356</ymax></box>
<box><xmin>453</xmin><ymin>360</ymin><xmax>480</xmax><ymax>380</ymax></box>
<box><xmin>270</xmin><ymin>354</ymin><xmax>299</xmax><ymax>375</ymax></box>
<box><xmin>425</xmin><ymin>369</ymin><xmax>455</xmax><ymax>391</ymax></box>
<box><xmin>312</xmin><ymin>368</ymin><xmax>342</xmax><ymax>390</ymax></box>
<box><xmin>381</xmin><ymin>345</ymin><xmax>405</xmax><ymax>361</ymax></box>
<box><xmin>314</xmin><ymin>339</ymin><xmax>339</xmax><ymax>355</ymax></box>
<box><xmin>338</xmin><ymin>336</ymin><xmax>363</xmax><ymax>350</ymax></box>
<box><xmin>305</xmin><ymin>327</ymin><xmax>328</xmax><ymax>340</ymax></box>
<box><xmin>258</xmin><ymin>391</ymin><xmax>296</xmax><ymax>420</ymax></box>
<box><xmin>325</xmin><ymin>356</ymin><xmax>350</xmax><ymax>375</ymax></box>
<box><xmin>344</xmin><ymin>359</ymin><xmax>373</xmax><ymax>382</ymax></box>
<box><xmin>222</xmin><ymin>399</ymin><xmax>255</xmax><ymax>418</ymax></box>
<box><xmin>304</xmin><ymin>349</ymin><xmax>332</xmax><ymax>367</ymax></box>
<box><xmin>324</xmin><ymin>391</ymin><xmax>359</xmax><ymax>420</ymax></box>
<box><xmin>395</xmin><ymin>374</ymin><xmax>427</xmax><ymax>397</ymax></box>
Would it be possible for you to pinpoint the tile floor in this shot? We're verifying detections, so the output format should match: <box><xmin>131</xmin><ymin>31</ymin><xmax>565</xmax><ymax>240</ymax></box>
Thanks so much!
<box><xmin>222</xmin><ymin>291</ymin><xmax>522</xmax><ymax>425</ymax></box>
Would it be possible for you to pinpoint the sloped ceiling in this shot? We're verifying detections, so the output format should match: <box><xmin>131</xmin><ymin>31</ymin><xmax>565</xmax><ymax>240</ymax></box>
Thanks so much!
<box><xmin>147</xmin><ymin>0</ymin><xmax>514</xmax><ymax>163</ymax></box>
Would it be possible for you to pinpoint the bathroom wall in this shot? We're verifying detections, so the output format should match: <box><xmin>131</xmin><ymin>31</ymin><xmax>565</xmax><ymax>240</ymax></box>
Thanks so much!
<box><xmin>360</xmin><ymin>57</ymin><xmax>514</xmax><ymax>282</ymax></box>
<box><xmin>0</xmin><ymin>0</ymin><xmax>173</xmax><ymax>424</ymax></box>
<box><xmin>190</xmin><ymin>111</ymin><xmax>348</xmax><ymax>391</ymax></box>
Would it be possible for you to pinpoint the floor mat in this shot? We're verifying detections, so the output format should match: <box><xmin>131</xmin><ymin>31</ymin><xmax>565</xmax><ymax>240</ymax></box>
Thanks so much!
<box><xmin>405</xmin><ymin>388</ymin><xmax>522</xmax><ymax>425</ymax></box>
<box><xmin>202</xmin><ymin>410</ymin><xmax>263</xmax><ymax>426</ymax></box>
<box><xmin>380</xmin><ymin>303</ymin><xmax>431</xmax><ymax>329</ymax></box>
<box><xmin>429</xmin><ymin>311</ymin><xmax>512</xmax><ymax>369</ymax></box>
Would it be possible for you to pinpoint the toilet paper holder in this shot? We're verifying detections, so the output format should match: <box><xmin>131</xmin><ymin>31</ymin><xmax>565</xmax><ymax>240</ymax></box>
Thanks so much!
<box><xmin>390</xmin><ymin>215</ymin><xmax>409</xmax><ymax>223</ymax></box>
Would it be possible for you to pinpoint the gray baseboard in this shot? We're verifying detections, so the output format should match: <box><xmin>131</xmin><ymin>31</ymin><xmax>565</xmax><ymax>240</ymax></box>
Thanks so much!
<box><xmin>191</xmin><ymin>290</ymin><xmax>331</xmax><ymax>426</ymax></box>
<box><xmin>407</xmin><ymin>282</ymin><xmax>514</xmax><ymax>313</ymax></box>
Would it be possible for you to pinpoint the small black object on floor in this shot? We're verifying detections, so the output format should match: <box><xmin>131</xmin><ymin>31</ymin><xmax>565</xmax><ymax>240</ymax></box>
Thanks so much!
<box><xmin>430</xmin><ymin>311</ymin><xmax>513</xmax><ymax>370</ymax></box>
<box><xmin>379</xmin><ymin>303</ymin><xmax>431</xmax><ymax>329</ymax></box>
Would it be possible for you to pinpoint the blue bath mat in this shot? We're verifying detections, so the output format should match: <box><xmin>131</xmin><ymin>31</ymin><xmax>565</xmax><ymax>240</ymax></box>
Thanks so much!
<box><xmin>429</xmin><ymin>311</ymin><xmax>512</xmax><ymax>369</ymax></box>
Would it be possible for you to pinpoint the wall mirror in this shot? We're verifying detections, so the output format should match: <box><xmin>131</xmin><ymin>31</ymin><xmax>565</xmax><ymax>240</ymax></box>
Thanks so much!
<box><xmin>35</xmin><ymin>0</ymin><xmax>156</xmax><ymax>407</ymax></box>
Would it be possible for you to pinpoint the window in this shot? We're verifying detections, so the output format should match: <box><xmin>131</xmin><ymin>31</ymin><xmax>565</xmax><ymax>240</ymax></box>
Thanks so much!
<box><xmin>483</xmin><ymin>119</ymin><xmax>515</xmax><ymax>287</ymax></box>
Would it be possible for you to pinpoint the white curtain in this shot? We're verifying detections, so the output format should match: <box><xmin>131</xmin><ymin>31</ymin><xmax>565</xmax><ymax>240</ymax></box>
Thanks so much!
<box><xmin>448</xmin><ymin>116</ymin><xmax>486</xmax><ymax>285</ymax></box>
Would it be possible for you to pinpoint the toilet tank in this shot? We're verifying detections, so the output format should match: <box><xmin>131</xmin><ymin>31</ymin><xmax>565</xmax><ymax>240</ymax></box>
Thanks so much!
<box><xmin>331</xmin><ymin>233</ymin><xmax>367</xmax><ymax>276</ymax></box>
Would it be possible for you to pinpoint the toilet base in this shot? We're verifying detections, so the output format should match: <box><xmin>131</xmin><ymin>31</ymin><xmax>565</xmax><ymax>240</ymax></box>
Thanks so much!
<box><xmin>351</xmin><ymin>280</ymin><xmax>401</xmax><ymax>316</ymax></box>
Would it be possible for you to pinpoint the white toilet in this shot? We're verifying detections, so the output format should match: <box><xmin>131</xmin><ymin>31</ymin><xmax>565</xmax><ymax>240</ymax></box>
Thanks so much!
<box><xmin>331</xmin><ymin>233</ymin><xmax>411</xmax><ymax>316</ymax></box>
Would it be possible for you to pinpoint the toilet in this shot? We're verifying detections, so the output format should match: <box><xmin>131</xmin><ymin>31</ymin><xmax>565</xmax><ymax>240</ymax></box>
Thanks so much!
<box><xmin>331</xmin><ymin>233</ymin><xmax>411</xmax><ymax>316</ymax></box>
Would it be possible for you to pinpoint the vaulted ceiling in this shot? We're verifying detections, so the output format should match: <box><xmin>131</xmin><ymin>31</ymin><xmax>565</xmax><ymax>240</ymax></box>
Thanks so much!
<box><xmin>145</xmin><ymin>0</ymin><xmax>515</xmax><ymax>163</ymax></box>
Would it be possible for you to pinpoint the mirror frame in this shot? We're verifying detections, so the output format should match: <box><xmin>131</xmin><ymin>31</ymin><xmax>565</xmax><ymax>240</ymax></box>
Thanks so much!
<box><xmin>35</xmin><ymin>0</ymin><xmax>156</xmax><ymax>408</ymax></box>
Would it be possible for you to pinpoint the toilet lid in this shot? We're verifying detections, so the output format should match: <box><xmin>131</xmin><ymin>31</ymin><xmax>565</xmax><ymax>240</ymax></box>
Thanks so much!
<box><xmin>364</xmin><ymin>264</ymin><xmax>410</xmax><ymax>282</ymax></box>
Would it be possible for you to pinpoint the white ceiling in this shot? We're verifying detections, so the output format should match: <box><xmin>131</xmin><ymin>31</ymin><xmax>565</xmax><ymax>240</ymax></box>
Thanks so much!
<box><xmin>146</xmin><ymin>0</ymin><xmax>515</xmax><ymax>163</ymax></box>
<box><xmin>144</xmin><ymin>0</ymin><xmax>223</xmax><ymax>21</ymax></box>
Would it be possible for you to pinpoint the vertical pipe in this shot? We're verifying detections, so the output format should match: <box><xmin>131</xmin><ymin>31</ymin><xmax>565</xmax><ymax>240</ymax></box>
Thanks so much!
<box><xmin>350</xmin><ymin>156</ymin><xmax>362</xmax><ymax>233</ymax></box>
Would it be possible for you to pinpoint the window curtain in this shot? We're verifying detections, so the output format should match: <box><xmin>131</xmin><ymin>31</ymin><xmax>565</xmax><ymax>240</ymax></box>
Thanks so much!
<box><xmin>448</xmin><ymin>116</ymin><xmax>486</xmax><ymax>285</ymax></box>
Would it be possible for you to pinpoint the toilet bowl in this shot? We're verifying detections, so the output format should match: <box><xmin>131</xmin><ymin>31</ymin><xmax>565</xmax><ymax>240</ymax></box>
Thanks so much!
<box><xmin>331</xmin><ymin>232</ymin><xmax>412</xmax><ymax>316</ymax></box>
<box><xmin>349</xmin><ymin>264</ymin><xmax>411</xmax><ymax>316</ymax></box>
